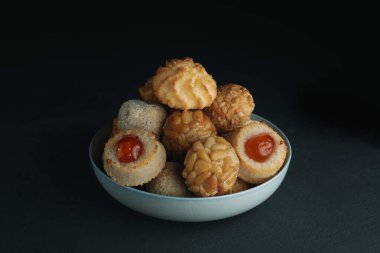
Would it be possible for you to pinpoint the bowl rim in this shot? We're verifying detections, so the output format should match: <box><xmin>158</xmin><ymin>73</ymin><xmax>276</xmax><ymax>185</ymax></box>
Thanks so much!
<box><xmin>89</xmin><ymin>114</ymin><xmax>292</xmax><ymax>201</ymax></box>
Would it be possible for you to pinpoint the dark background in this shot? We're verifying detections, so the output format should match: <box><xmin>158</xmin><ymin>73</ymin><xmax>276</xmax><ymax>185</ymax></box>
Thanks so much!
<box><xmin>2</xmin><ymin>2</ymin><xmax>380</xmax><ymax>252</ymax></box>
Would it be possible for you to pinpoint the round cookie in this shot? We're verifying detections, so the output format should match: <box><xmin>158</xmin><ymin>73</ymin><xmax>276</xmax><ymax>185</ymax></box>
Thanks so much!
<box><xmin>151</xmin><ymin>58</ymin><xmax>217</xmax><ymax>110</ymax></box>
<box><xmin>182</xmin><ymin>136</ymin><xmax>239</xmax><ymax>197</ymax></box>
<box><xmin>225</xmin><ymin>121</ymin><xmax>287</xmax><ymax>184</ymax></box>
<box><xmin>162</xmin><ymin>110</ymin><xmax>216</xmax><ymax>160</ymax></box>
<box><xmin>114</xmin><ymin>99</ymin><xmax>166</xmax><ymax>136</ymax></box>
<box><xmin>103</xmin><ymin>129</ymin><xmax>166</xmax><ymax>187</ymax></box>
<box><xmin>146</xmin><ymin>162</ymin><xmax>192</xmax><ymax>197</ymax></box>
<box><xmin>204</xmin><ymin>84</ymin><xmax>254</xmax><ymax>133</ymax></box>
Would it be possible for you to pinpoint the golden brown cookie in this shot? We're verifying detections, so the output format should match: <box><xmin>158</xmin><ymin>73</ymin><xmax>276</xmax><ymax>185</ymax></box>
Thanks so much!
<box><xmin>225</xmin><ymin>121</ymin><xmax>287</xmax><ymax>184</ymax></box>
<box><xmin>151</xmin><ymin>58</ymin><xmax>217</xmax><ymax>110</ymax></box>
<box><xmin>204</xmin><ymin>84</ymin><xmax>254</xmax><ymax>133</ymax></box>
<box><xmin>162</xmin><ymin>110</ymin><xmax>216</xmax><ymax>160</ymax></box>
<box><xmin>103</xmin><ymin>129</ymin><xmax>166</xmax><ymax>187</ymax></box>
<box><xmin>114</xmin><ymin>99</ymin><xmax>166</xmax><ymax>136</ymax></box>
<box><xmin>146</xmin><ymin>162</ymin><xmax>192</xmax><ymax>197</ymax></box>
<box><xmin>182</xmin><ymin>136</ymin><xmax>239</xmax><ymax>197</ymax></box>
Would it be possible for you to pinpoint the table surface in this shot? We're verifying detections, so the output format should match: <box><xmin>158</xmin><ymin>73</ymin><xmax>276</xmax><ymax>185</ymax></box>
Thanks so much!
<box><xmin>2</xmin><ymin>4</ymin><xmax>380</xmax><ymax>253</ymax></box>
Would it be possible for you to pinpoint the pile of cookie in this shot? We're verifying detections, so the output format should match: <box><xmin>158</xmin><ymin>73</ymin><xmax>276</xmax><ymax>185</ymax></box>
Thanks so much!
<box><xmin>103</xmin><ymin>58</ymin><xmax>287</xmax><ymax>197</ymax></box>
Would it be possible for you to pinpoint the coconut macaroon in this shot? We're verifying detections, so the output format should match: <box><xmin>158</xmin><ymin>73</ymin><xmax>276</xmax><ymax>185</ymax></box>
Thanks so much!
<box><xmin>146</xmin><ymin>162</ymin><xmax>192</xmax><ymax>197</ymax></box>
<box><xmin>114</xmin><ymin>99</ymin><xmax>167</xmax><ymax>136</ymax></box>
<box><xmin>103</xmin><ymin>128</ymin><xmax>166</xmax><ymax>187</ymax></box>
<box><xmin>225</xmin><ymin>121</ymin><xmax>287</xmax><ymax>184</ymax></box>
<box><xmin>151</xmin><ymin>58</ymin><xmax>217</xmax><ymax>110</ymax></box>
<box><xmin>115</xmin><ymin>99</ymin><xmax>166</xmax><ymax>135</ymax></box>
<box><xmin>204</xmin><ymin>84</ymin><xmax>254</xmax><ymax>133</ymax></box>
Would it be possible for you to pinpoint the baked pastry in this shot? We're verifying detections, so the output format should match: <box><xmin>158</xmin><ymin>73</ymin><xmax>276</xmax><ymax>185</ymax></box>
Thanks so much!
<box><xmin>138</xmin><ymin>77</ymin><xmax>158</xmax><ymax>103</ymax></box>
<box><xmin>204</xmin><ymin>84</ymin><xmax>254</xmax><ymax>133</ymax></box>
<box><xmin>103</xmin><ymin>128</ymin><xmax>166</xmax><ymax>187</ymax></box>
<box><xmin>230</xmin><ymin>178</ymin><xmax>252</xmax><ymax>193</ymax></box>
<box><xmin>182</xmin><ymin>136</ymin><xmax>239</xmax><ymax>197</ymax></box>
<box><xmin>114</xmin><ymin>99</ymin><xmax>166</xmax><ymax>136</ymax></box>
<box><xmin>146</xmin><ymin>162</ymin><xmax>192</xmax><ymax>197</ymax></box>
<box><xmin>151</xmin><ymin>58</ymin><xmax>217</xmax><ymax>110</ymax></box>
<box><xmin>162</xmin><ymin>110</ymin><xmax>216</xmax><ymax>159</ymax></box>
<box><xmin>225</xmin><ymin>121</ymin><xmax>287</xmax><ymax>184</ymax></box>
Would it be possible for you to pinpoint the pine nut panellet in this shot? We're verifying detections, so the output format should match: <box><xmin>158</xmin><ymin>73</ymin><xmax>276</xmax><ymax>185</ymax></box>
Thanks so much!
<box><xmin>162</xmin><ymin>110</ymin><xmax>216</xmax><ymax>161</ymax></box>
<box><xmin>182</xmin><ymin>136</ymin><xmax>239</xmax><ymax>197</ymax></box>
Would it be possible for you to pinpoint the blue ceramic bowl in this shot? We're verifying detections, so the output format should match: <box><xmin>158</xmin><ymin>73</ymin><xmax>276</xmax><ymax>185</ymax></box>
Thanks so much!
<box><xmin>89</xmin><ymin>114</ymin><xmax>292</xmax><ymax>222</ymax></box>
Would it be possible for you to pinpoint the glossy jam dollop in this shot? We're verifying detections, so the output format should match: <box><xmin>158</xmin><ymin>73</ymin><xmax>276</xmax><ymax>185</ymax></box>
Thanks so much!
<box><xmin>116</xmin><ymin>135</ymin><xmax>144</xmax><ymax>163</ymax></box>
<box><xmin>244</xmin><ymin>134</ymin><xmax>275</xmax><ymax>162</ymax></box>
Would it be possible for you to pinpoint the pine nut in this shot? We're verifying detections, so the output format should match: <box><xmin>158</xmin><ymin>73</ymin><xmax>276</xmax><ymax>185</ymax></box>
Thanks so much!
<box><xmin>193</xmin><ymin>110</ymin><xmax>203</xmax><ymax>122</ymax></box>
<box><xmin>210</xmin><ymin>165</ymin><xmax>222</xmax><ymax>175</ymax></box>
<box><xmin>204</xmin><ymin>136</ymin><xmax>216</xmax><ymax>148</ymax></box>
<box><xmin>210</xmin><ymin>150</ymin><xmax>228</xmax><ymax>161</ymax></box>
<box><xmin>221</xmin><ymin>168</ymin><xmax>234</xmax><ymax>182</ymax></box>
<box><xmin>222</xmin><ymin>157</ymin><xmax>231</xmax><ymax>172</ymax></box>
<box><xmin>182</xmin><ymin>111</ymin><xmax>192</xmax><ymax>124</ymax></box>
<box><xmin>195</xmin><ymin>172</ymin><xmax>211</xmax><ymax>185</ymax></box>
<box><xmin>185</xmin><ymin>171</ymin><xmax>197</xmax><ymax>185</ymax></box>
<box><xmin>226</xmin><ymin>174</ymin><xmax>237</xmax><ymax>185</ymax></box>
<box><xmin>194</xmin><ymin>160</ymin><xmax>211</xmax><ymax>173</ymax></box>
<box><xmin>204</xmin><ymin>174</ymin><xmax>217</xmax><ymax>194</ymax></box>
<box><xmin>178</xmin><ymin>134</ymin><xmax>188</xmax><ymax>147</ymax></box>
<box><xmin>215</xmin><ymin>136</ymin><xmax>229</xmax><ymax>144</ymax></box>
<box><xmin>184</xmin><ymin>151</ymin><xmax>190</xmax><ymax>164</ymax></box>
<box><xmin>196</xmin><ymin>130</ymin><xmax>212</xmax><ymax>138</ymax></box>
<box><xmin>189</xmin><ymin>185</ymin><xmax>200</xmax><ymax>193</ymax></box>
<box><xmin>211</xmin><ymin>143</ymin><xmax>227</xmax><ymax>151</ymax></box>
<box><xmin>197</xmin><ymin>149</ymin><xmax>211</xmax><ymax>162</ymax></box>
<box><xmin>185</xmin><ymin>152</ymin><xmax>197</xmax><ymax>169</ymax></box>
<box><xmin>192</xmin><ymin>141</ymin><xmax>203</xmax><ymax>151</ymax></box>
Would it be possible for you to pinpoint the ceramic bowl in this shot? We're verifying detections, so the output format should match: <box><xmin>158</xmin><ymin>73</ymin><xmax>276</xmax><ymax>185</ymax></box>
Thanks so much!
<box><xmin>89</xmin><ymin>114</ymin><xmax>292</xmax><ymax>222</ymax></box>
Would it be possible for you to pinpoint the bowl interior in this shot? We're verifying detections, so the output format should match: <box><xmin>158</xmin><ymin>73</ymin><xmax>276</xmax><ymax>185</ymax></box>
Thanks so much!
<box><xmin>89</xmin><ymin>114</ymin><xmax>292</xmax><ymax>201</ymax></box>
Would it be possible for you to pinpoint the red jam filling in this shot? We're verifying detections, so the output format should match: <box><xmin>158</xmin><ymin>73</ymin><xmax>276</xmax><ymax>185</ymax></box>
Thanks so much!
<box><xmin>244</xmin><ymin>134</ymin><xmax>275</xmax><ymax>162</ymax></box>
<box><xmin>116</xmin><ymin>135</ymin><xmax>144</xmax><ymax>163</ymax></box>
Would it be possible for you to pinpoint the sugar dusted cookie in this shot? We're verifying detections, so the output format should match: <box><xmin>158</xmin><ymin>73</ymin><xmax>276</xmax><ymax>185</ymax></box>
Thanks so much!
<box><xmin>114</xmin><ymin>99</ymin><xmax>166</xmax><ymax>136</ymax></box>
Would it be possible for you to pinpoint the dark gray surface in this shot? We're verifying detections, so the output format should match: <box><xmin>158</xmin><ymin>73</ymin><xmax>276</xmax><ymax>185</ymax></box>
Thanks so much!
<box><xmin>1</xmin><ymin>4</ymin><xmax>380</xmax><ymax>252</ymax></box>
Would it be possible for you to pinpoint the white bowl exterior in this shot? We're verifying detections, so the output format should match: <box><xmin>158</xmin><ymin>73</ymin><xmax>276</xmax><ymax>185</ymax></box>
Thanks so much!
<box><xmin>93</xmin><ymin>162</ymin><xmax>288</xmax><ymax>222</ymax></box>
<box><xmin>90</xmin><ymin>114</ymin><xmax>291</xmax><ymax>222</ymax></box>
